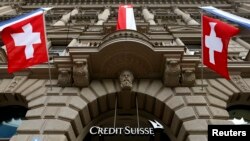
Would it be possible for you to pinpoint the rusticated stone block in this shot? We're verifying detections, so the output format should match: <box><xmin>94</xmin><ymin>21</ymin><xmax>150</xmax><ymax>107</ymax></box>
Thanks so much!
<box><xmin>206</xmin><ymin>95</ymin><xmax>227</xmax><ymax>109</ymax></box>
<box><xmin>166</xmin><ymin>96</ymin><xmax>185</xmax><ymax>110</ymax></box>
<box><xmin>11</xmin><ymin>134</ymin><xmax>68</xmax><ymax>141</ymax></box>
<box><xmin>185</xmin><ymin>96</ymin><xmax>207</xmax><ymax>105</ymax></box>
<box><xmin>208</xmin><ymin>79</ymin><xmax>234</xmax><ymax>97</ymax></box>
<box><xmin>177</xmin><ymin>119</ymin><xmax>208</xmax><ymax>141</ymax></box>
<box><xmin>43</xmin><ymin>119</ymin><xmax>76</xmax><ymax>141</ymax></box>
<box><xmin>26</xmin><ymin>107</ymin><xmax>45</xmax><ymax>119</ymax></box>
<box><xmin>154</xmin><ymin>88</ymin><xmax>173</xmax><ymax>118</ymax></box>
<box><xmin>207</xmin><ymin>86</ymin><xmax>229</xmax><ymax>101</ymax></box>
<box><xmin>186</xmin><ymin>135</ymin><xmax>207</xmax><ymax>141</ymax></box>
<box><xmin>43</xmin><ymin>106</ymin><xmax>60</xmax><ymax>118</ymax></box>
<box><xmin>17</xmin><ymin>119</ymin><xmax>45</xmax><ymax>134</ymax></box>
<box><xmin>28</xmin><ymin>96</ymin><xmax>47</xmax><ymax>108</ymax></box>
<box><xmin>47</xmin><ymin>96</ymin><xmax>69</xmax><ymax>106</ymax></box>
<box><xmin>68</xmin><ymin>96</ymin><xmax>91</xmax><ymax>125</ymax></box>
<box><xmin>209</xmin><ymin>106</ymin><xmax>229</xmax><ymax>119</ymax></box>
<box><xmin>10</xmin><ymin>135</ymin><xmax>29</xmax><ymax>141</ymax></box>
<box><xmin>26</xmin><ymin>87</ymin><xmax>46</xmax><ymax>101</ymax></box>
<box><xmin>47</xmin><ymin>87</ymin><xmax>62</xmax><ymax>95</ymax></box>
<box><xmin>194</xmin><ymin>106</ymin><xmax>210</xmax><ymax>118</ymax></box>
<box><xmin>62</xmin><ymin>87</ymin><xmax>80</xmax><ymax>95</ymax></box>
<box><xmin>191</xmin><ymin>87</ymin><xmax>207</xmax><ymax>95</ymax></box>
<box><xmin>58</xmin><ymin>107</ymin><xmax>83</xmax><ymax>136</ymax></box>
<box><xmin>208</xmin><ymin>119</ymin><xmax>234</xmax><ymax>125</ymax></box>
<box><xmin>171</xmin><ymin>107</ymin><xmax>196</xmax><ymax>136</ymax></box>
<box><xmin>174</xmin><ymin>87</ymin><xmax>191</xmax><ymax>95</ymax></box>
<box><xmin>162</xmin><ymin>96</ymin><xmax>185</xmax><ymax>125</ymax></box>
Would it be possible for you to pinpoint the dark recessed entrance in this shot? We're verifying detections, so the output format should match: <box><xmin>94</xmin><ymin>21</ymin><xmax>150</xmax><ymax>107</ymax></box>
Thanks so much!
<box><xmin>83</xmin><ymin>113</ymin><xmax>171</xmax><ymax>141</ymax></box>
<box><xmin>0</xmin><ymin>106</ymin><xmax>27</xmax><ymax>140</ymax></box>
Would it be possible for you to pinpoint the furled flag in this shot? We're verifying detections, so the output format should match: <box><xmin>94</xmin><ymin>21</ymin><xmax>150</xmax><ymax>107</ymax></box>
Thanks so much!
<box><xmin>0</xmin><ymin>8</ymin><xmax>51</xmax><ymax>73</ymax></box>
<box><xmin>203</xmin><ymin>15</ymin><xmax>239</xmax><ymax>79</ymax></box>
<box><xmin>116</xmin><ymin>4</ymin><xmax>137</xmax><ymax>30</ymax></box>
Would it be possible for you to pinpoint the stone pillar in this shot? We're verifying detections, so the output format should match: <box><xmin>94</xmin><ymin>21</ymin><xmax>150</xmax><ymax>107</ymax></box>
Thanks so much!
<box><xmin>95</xmin><ymin>8</ymin><xmax>110</xmax><ymax>25</ymax></box>
<box><xmin>0</xmin><ymin>6</ymin><xmax>16</xmax><ymax>16</ymax></box>
<box><xmin>173</xmin><ymin>7</ymin><xmax>199</xmax><ymax>25</ymax></box>
<box><xmin>54</xmin><ymin>8</ymin><xmax>79</xmax><ymax>26</ymax></box>
<box><xmin>142</xmin><ymin>8</ymin><xmax>156</xmax><ymax>25</ymax></box>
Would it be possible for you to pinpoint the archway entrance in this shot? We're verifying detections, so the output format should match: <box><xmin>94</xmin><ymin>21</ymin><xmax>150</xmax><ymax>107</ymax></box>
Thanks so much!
<box><xmin>82</xmin><ymin>110</ymin><xmax>171</xmax><ymax>141</ymax></box>
<box><xmin>0</xmin><ymin>93</ymin><xmax>28</xmax><ymax>140</ymax></box>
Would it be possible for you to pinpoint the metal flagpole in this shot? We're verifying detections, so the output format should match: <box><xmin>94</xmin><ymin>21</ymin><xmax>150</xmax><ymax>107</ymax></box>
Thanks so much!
<box><xmin>136</xmin><ymin>94</ymin><xmax>140</xmax><ymax>128</ymax></box>
<box><xmin>42</xmin><ymin>10</ymin><xmax>53</xmax><ymax>91</ymax></box>
<box><xmin>114</xmin><ymin>95</ymin><xmax>117</xmax><ymax>128</ymax></box>
<box><xmin>201</xmin><ymin>4</ymin><xmax>204</xmax><ymax>91</ymax></box>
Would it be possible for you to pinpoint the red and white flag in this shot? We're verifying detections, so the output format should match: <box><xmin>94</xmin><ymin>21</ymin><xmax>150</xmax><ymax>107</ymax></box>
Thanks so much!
<box><xmin>116</xmin><ymin>5</ymin><xmax>137</xmax><ymax>30</ymax></box>
<box><xmin>202</xmin><ymin>15</ymin><xmax>239</xmax><ymax>79</ymax></box>
<box><xmin>0</xmin><ymin>8</ymin><xmax>49</xmax><ymax>73</ymax></box>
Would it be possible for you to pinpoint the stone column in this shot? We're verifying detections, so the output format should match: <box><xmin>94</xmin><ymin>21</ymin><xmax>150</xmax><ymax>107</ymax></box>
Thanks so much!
<box><xmin>95</xmin><ymin>8</ymin><xmax>110</xmax><ymax>25</ymax></box>
<box><xmin>0</xmin><ymin>6</ymin><xmax>16</xmax><ymax>16</ymax></box>
<box><xmin>142</xmin><ymin>8</ymin><xmax>156</xmax><ymax>25</ymax></box>
<box><xmin>54</xmin><ymin>8</ymin><xmax>79</xmax><ymax>26</ymax></box>
<box><xmin>173</xmin><ymin>7</ymin><xmax>199</xmax><ymax>25</ymax></box>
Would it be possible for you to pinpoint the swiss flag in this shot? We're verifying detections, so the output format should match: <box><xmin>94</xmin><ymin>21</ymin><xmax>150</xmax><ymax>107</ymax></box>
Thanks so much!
<box><xmin>203</xmin><ymin>15</ymin><xmax>239</xmax><ymax>79</ymax></box>
<box><xmin>0</xmin><ymin>9</ymin><xmax>48</xmax><ymax>73</ymax></box>
<box><xmin>116</xmin><ymin>4</ymin><xmax>137</xmax><ymax>30</ymax></box>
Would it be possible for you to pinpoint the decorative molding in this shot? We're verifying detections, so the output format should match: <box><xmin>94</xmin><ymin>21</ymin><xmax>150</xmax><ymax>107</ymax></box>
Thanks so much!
<box><xmin>119</xmin><ymin>70</ymin><xmax>134</xmax><ymax>91</ymax></box>
<box><xmin>181</xmin><ymin>68</ymin><xmax>196</xmax><ymax>86</ymax></box>
<box><xmin>4</xmin><ymin>76</ymin><xmax>27</xmax><ymax>93</ymax></box>
<box><xmin>58</xmin><ymin>68</ymin><xmax>72</xmax><ymax>87</ymax></box>
<box><xmin>231</xmin><ymin>75</ymin><xmax>250</xmax><ymax>93</ymax></box>
<box><xmin>73</xmin><ymin>59</ymin><xmax>89</xmax><ymax>87</ymax></box>
<box><xmin>163</xmin><ymin>59</ymin><xmax>181</xmax><ymax>87</ymax></box>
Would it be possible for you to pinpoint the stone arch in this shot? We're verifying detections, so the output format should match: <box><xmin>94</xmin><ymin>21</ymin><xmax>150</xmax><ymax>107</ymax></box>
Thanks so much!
<box><xmin>9</xmin><ymin>77</ymin><xmax>249</xmax><ymax>141</ymax></box>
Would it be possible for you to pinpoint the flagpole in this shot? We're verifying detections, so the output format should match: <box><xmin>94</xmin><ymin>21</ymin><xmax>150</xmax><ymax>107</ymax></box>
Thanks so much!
<box><xmin>201</xmin><ymin>5</ymin><xmax>204</xmax><ymax>91</ymax></box>
<box><xmin>42</xmin><ymin>11</ymin><xmax>53</xmax><ymax>91</ymax></box>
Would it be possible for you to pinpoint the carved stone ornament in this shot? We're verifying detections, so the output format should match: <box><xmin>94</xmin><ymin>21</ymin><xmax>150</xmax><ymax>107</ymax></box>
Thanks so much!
<box><xmin>73</xmin><ymin>60</ymin><xmax>89</xmax><ymax>87</ymax></box>
<box><xmin>163</xmin><ymin>60</ymin><xmax>181</xmax><ymax>87</ymax></box>
<box><xmin>119</xmin><ymin>70</ymin><xmax>134</xmax><ymax>90</ymax></box>
<box><xmin>181</xmin><ymin>69</ymin><xmax>196</xmax><ymax>86</ymax></box>
<box><xmin>58</xmin><ymin>69</ymin><xmax>72</xmax><ymax>87</ymax></box>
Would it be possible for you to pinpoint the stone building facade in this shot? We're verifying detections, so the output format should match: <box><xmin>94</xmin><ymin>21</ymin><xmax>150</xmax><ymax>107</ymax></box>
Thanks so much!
<box><xmin>0</xmin><ymin>0</ymin><xmax>250</xmax><ymax>141</ymax></box>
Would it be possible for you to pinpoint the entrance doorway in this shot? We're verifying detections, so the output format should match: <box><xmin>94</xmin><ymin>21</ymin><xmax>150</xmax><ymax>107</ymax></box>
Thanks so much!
<box><xmin>83</xmin><ymin>112</ymin><xmax>171</xmax><ymax>141</ymax></box>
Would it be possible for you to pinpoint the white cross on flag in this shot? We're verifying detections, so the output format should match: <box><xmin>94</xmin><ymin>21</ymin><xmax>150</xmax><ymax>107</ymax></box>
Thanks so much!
<box><xmin>202</xmin><ymin>15</ymin><xmax>239</xmax><ymax>79</ymax></box>
<box><xmin>0</xmin><ymin>8</ymin><xmax>49</xmax><ymax>73</ymax></box>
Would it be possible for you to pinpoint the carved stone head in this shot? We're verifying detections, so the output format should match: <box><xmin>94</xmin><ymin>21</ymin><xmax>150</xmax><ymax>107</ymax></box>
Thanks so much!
<box><xmin>119</xmin><ymin>70</ymin><xmax>134</xmax><ymax>90</ymax></box>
